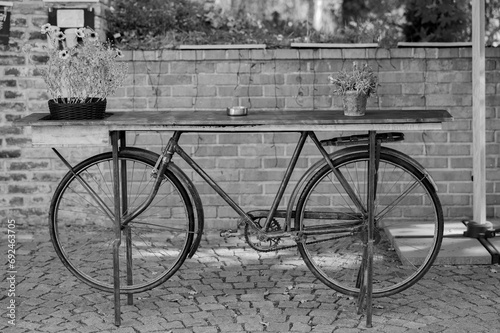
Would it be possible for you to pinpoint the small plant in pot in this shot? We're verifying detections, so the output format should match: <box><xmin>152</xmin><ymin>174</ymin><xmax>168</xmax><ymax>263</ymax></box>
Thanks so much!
<box><xmin>328</xmin><ymin>62</ymin><xmax>378</xmax><ymax>116</ymax></box>
<box><xmin>25</xmin><ymin>24</ymin><xmax>128</xmax><ymax>120</ymax></box>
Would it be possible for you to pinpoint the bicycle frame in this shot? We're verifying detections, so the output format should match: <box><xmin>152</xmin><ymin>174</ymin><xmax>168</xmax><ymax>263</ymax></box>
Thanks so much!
<box><xmin>122</xmin><ymin>130</ymin><xmax>368</xmax><ymax>241</ymax></box>
<box><xmin>52</xmin><ymin>128</ymin><xmax>373</xmax><ymax>245</ymax></box>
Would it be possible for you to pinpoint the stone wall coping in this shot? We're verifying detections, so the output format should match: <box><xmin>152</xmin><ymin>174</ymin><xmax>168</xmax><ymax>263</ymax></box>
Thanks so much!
<box><xmin>121</xmin><ymin>47</ymin><xmax>500</xmax><ymax>62</ymax></box>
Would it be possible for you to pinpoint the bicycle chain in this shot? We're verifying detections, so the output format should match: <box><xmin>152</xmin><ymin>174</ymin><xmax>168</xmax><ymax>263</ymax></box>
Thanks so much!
<box><xmin>241</xmin><ymin>215</ymin><xmax>362</xmax><ymax>253</ymax></box>
<box><xmin>251</xmin><ymin>232</ymin><xmax>354</xmax><ymax>253</ymax></box>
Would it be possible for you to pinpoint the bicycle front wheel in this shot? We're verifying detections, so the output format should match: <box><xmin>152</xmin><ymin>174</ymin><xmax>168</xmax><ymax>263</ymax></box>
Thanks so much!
<box><xmin>49</xmin><ymin>150</ymin><xmax>194</xmax><ymax>294</ymax></box>
<box><xmin>295</xmin><ymin>150</ymin><xmax>443</xmax><ymax>297</ymax></box>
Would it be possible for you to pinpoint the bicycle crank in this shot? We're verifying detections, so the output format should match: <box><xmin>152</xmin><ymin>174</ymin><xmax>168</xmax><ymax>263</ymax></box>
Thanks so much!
<box><xmin>244</xmin><ymin>217</ymin><xmax>284</xmax><ymax>252</ymax></box>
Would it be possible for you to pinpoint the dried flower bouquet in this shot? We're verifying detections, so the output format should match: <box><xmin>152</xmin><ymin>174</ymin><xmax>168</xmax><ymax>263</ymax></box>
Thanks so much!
<box><xmin>28</xmin><ymin>24</ymin><xmax>128</xmax><ymax>104</ymax></box>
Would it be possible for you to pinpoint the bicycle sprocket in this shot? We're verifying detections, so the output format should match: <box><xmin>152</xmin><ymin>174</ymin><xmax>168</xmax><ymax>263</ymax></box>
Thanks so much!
<box><xmin>244</xmin><ymin>217</ymin><xmax>282</xmax><ymax>252</ymax></box>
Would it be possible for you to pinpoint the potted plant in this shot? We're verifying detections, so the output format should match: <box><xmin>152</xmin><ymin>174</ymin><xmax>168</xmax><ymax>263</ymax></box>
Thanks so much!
<box><xmin>328</xmin><ymin>62</ymin><xmax>378</xmax><ymax>116</ymax></box>
<box><xmin>25</xmin><ymin>24</ymin><xmax>128</xmax><ymax>120</ymax></box>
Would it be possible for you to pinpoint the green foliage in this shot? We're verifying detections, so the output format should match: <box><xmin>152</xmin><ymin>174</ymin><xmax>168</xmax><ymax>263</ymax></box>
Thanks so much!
<box><xmin>106</xmin><ymin>0</ymin><xmax>199</xmax><ymax>37</ymax></box>
<box><xmin>339</xmin><ymin>0</ymin><xmax>406</xmax><ymax>47</ymax></box>
<box><xmin>402</xmin><ymin>0</ymin><xmax>471</xmax><ymax>42</ymax></box>
<box><xmin>328</xmin><ymin>62</ymin><xmax>378</xmax><ymax>97</ymax></box>
<box><xmin>106</xmin><ymin>0</ymin><xmax>391</xmax><ymax>49</ymax></box>
<box><xmin>106</xmin><ymin>0</ymin><xmax>202</xmax><ymax>48</ymax></box>
<box><xmin>106</xmin><ymin>0</ymin><xmax>301</xmax><ymax>48</ymax></box>
<box><xmin>106</xmin><ymin>0</ymin><xmax>498</xmax><ymax>49</ymax></box>
<box><xmin>486</xmin><ymin>0</ymin><xmax>500</xmax><ymax>46</ymax></box>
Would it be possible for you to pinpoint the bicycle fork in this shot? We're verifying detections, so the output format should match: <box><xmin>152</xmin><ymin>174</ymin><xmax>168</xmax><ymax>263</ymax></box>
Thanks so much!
<box><xmin>121</xmin><ymin>132</ymin><xmax>181</xmax><ymax>226</ymax></box>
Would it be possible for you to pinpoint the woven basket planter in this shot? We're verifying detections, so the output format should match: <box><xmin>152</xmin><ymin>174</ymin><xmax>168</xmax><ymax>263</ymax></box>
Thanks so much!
<box><xmin>48</xmin><ymin>98</ymin><xmax>107</xmax><ymax>120</ymax></box>
<box><xmin>341</xmin><ymin>91</ymin><xmax>367</xmax><ymax>116</ymax></box>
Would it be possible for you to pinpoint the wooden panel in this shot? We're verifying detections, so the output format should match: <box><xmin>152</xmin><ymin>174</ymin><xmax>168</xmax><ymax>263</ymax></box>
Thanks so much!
<box><xmin>108</xmin><ymin>123</ymin><xmax>444</xmax><ymax>132</ymax></box>
<box><xmin>32</xmin><ymin>126</ymin><xmax>109</xmax><ymax>147</ymax></box>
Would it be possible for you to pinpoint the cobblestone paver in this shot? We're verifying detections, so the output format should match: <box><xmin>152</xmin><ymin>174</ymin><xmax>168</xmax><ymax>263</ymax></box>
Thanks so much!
<box><xmin>1</xmin><ymin>227</ymin><xmax>500</xmax><ymax>333</ymax></box>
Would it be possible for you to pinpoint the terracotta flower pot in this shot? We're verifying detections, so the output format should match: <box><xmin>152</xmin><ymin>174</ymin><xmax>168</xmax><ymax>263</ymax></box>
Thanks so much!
<box><xmin>342</xmin><ymin>91</ymin><xmax>367</xmax><ymax>116</ymax></box>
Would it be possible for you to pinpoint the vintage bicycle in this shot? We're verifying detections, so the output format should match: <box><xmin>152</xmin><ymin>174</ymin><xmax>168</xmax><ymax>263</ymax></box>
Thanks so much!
<box><xmin>47</xmin><ymin>123</ymin><xmax>446</xmax><ymax>293</ymax></box>
<box><xmin>17</xmin><ymin>109</ymin><xmax>452</xmax><ymax>326</ymax></box>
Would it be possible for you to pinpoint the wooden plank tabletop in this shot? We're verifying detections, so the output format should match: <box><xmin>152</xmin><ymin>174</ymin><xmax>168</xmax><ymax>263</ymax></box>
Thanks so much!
<box><xmin>17</xmin><ymin>109</ymin><xmax>452</xmax><ymax>127</ymax></box>
<box><xmin>14</xmin><ymin>109</ymin><xmax>453</xmax><ymax>147</ymax></box>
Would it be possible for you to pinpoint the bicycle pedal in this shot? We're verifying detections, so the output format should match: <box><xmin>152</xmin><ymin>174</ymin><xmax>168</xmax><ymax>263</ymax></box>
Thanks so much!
<box><xmin>220</xmin><ymin>229</ymin><xmax>239</xmax><ymax>238</ymax></box>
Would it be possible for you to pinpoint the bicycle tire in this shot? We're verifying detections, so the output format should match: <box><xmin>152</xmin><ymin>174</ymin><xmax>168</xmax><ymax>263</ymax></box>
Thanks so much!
<box><xmin>49</xmin><ymin>150</ymin><xmax>195</xmax><ymax>294</ymax></box>
<box><xmin>295</xmin><ymin>149</ymin><xmax>443</xmax><ymax>297</ymax></box>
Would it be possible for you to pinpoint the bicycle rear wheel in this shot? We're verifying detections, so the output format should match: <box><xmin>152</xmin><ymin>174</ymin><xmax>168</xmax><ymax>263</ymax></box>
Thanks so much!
<box><xmin>295</xmin><ymin>150</ymin><xmax>443</xmax><ymax>297</ymax></box>
<box><xmin>49</xmin><ymin>150</ymin><xmax>194</xmax><ymax>294</ymax></box>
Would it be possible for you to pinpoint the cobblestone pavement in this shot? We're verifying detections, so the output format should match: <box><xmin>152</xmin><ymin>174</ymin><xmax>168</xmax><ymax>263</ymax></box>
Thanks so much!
<box><xmin>1</xmin><ymin>226</ymin><xmax>500</xmax><ymax>333</ymax></box>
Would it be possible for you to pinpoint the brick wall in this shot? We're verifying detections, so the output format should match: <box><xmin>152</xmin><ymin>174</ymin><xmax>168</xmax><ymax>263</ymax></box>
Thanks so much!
<box><xmin>2</xmin><ymin>1</ymin><xmax>500</xmax><ymax>229</ymax></box>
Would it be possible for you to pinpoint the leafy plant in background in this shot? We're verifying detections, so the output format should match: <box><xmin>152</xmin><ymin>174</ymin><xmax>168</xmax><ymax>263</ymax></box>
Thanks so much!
<box><xmin>402</xmin><ymin>0</ymin><xmax>471</xmax><ymax>42</ymax></box>
<box><xmin>486</xmin><ymin>0</ymin><xmax>500</xmax><ymax>46</ymax></box>
<box><xmin>106</xmin><ymin>0</ymin><xmax>498</xmax><ymax>49</ymax></box>
<box><xmin>106</xmin><ymin>0</ymin><xmax>204</xmax><ymax>48</ymax></box>
<box><xmin>105</xmin><ymin>0</ymin><xmax>396</xmax><ymax>49</ymax></box>
<box><xmin>341</xmin><ymin>0</ymin><xmax>404</xmax><ymax>46</ymax></box>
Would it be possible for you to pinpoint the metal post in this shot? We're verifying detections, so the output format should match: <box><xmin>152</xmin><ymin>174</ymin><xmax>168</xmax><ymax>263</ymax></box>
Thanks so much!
<box><xmin>119</xmin><ymin>131</ymin><xmax>133</xmax><ymax>306</ymax></box>
<box><xmin>356</xmin><ymin>247</ymin><xmax>367</xmax><ymax>314</ymax></box>
<box><xmin>365</xmin><ymin>130</ymin><xmax>377</xmax><ymax>328</ymax></box>
<box><xmin>111</xmin><ymin>131</ymin><xmax>122</xmax><ymax>326</ymax></box>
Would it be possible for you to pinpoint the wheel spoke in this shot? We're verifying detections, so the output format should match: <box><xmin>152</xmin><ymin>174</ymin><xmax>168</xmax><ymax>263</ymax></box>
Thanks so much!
<box><xmin>375</xmin><ymin>177</ymin><xmax>423</xmax><ymax>222</ymax></box>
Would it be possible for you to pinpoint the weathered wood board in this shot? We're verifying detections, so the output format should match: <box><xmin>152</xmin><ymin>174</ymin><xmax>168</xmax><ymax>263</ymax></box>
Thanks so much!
<box><xmin>15</xmin><ymin>109</ymin><xmax>453</xmax><ymax>147</ymax></box>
